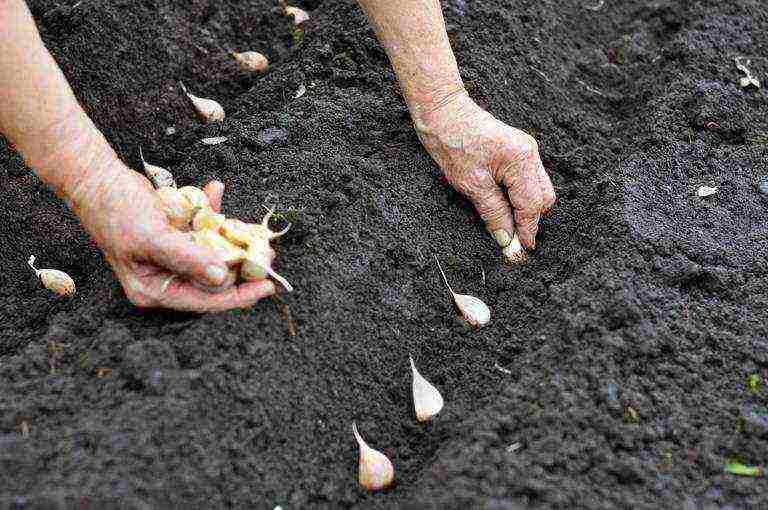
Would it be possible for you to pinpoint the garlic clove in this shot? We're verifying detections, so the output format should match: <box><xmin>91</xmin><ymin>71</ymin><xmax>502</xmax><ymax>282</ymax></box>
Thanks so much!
<box><xmin>180</xmin><ymin>82</ymin><xmax>225</xmax><ymax>123</ymax></box>
<box><xmin>156</xmin><ymin>186</ymin><xmax>195</xmax><ymax>230</ymax></box>
<box><xmin>434</xmin><ymin>255</ymin><xmax>491</xmax><ymax>328</ymax></box>
<box><xmin>192</xmin><ymin>208</ymin><xmax>226</xmax><ymax>232</ymax></box>
<box><xmin>453</xmin><ymin>293</ymin><xmax>491</xmax><ymax>327</ymax></box>
<box><xmin>230</xmin><ymin>50</ymin><xmax>269</xmax><ymax>73</ymax></box>
<box><xmin>139</xmin><ymin>146</ymin><xmax>176</xmax><ymax>189</ymax></box>
<box><xmin>284</xmin><ymin>5</ymin><xmax>309</xmax><ymax>25</ymax></box>
<box><xmin>28</xmin><ymin>255</ymin><xmax>75</xmax><ymax>297</ymax></box>
<box><xmin>221</xmin><ymin>218</ymin><xmax>256</xmax><ymax>247</ymax></box>
<box><xmin>410</xmin><ymin>356</ymin><xmax>444</xmax><ymax>422</ymax></box>
<box><xmin>696</xmin><ymin>185</ymin><xmax>718</xmax><ymax>197</ymax></box>
<box><xmin>178</xmin><ymin>186</ymin><xmax>212</xmax><ymax>211</ymax></box>
<box><xmin>191</xmin><ymin>230</ymin><xmax>247</xmax><ymax>266</ymax></box>
<box><xmin>502</xmin><ymin>231</ymin><xmax>528</xmax><ymax>265</ymax></box>
<box><xmin>352</xmin><ymin>423</ymin><xmax>394</xmax><ymax>492</ymax></box>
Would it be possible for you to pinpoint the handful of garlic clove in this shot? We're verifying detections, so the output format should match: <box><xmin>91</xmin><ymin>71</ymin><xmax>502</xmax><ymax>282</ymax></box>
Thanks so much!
<box><xmin>154</xmin><ymin>184</ymin><xmax>292</xmax><ymax>291</ymax></box>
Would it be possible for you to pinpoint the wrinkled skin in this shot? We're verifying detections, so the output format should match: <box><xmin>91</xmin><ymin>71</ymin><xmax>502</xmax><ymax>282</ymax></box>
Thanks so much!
<box><xmin>73</xmin><ymin>165</ymin><xmax>276</xmax><ymax>312</ymax></box>
<box><xmin>414</xmin><ymin>91</ymin><xmax>556</xmax><ymax>249</ymax></box>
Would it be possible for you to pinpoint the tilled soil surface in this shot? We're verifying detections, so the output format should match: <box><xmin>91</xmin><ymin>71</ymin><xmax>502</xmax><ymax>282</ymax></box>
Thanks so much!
<box><xmin>1</xmin><ymin>0</ymin><xmax>768</xmax><ymax>508</ymax></box>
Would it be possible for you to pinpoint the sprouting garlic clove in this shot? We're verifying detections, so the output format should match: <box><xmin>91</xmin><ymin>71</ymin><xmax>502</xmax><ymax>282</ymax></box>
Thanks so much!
<box><xmin>696</xmin><ymin>185</ymin><xmax>718</xmax><ymax>197</ymax></box>
<box><xmin>178</xmin><ymin>186</ymin><xmax>212</xmax><ymax>211</ymax></box>
<box><xmin>230</xmin><ymin>50</ymin><xmax>269</xmax><ymax>73</ymax></box>
<box><xmin>179</xmin><ymin>82</ymin><xmax>225</xmax><ymax>123</ymax></box>
<box><xmin>352</xmin><ymin>422</ymin><xmax>394</xmax><ymax>492</ymax></box>
<box><xmin>410</xmin><ymin>356</ymin><xmax>444</xmax><ymax>422</ymax></box>
<box><xmin>139</xmin><ymin>146</ymin><xmax>176</xmax><ymax>189</ymax></box>
<box><xmin>241</xmin><ymin>245</ymin><xmax>293</xmax><ymax>292</ymax></box>
<box><xmin>502</xmin><ymin>231</ymin><xmax>528</xmax><ymax>265</ymax></box>
<box><xmin>28</xmin><ymin>255</ymin><xmax>75</xmax><ymax>297</ymax></box>
<box><xmin>284</xmin><ymin>5</ymin><xmax>309</xmax><ymax>25</ymax></box>
<box><xmin>192</xmin><ymin>208</ymin><xmax>226</xmax><ymax>232</ymax></box>
<box><xmin>221</xmin><ymin>218</ymin><xmax>256</xmax><ymax>247</ymax></box>
<box><xmin>191</xmin><ymin>230</ymin><xmax>247</xmax><ymax>266</ymax></box>
<box><xmin>434</xmin><ymin>255</ymin><xmax>491</xmax><ymax>328</ymax></box>
<box><xmin>156</xmin><ymin>186</ymin><xmax>195</xmax><ymax>230</ymax></box>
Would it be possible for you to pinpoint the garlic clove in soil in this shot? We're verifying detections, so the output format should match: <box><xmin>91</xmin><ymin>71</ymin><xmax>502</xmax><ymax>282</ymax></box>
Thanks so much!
<box><xmin>28</xmin><ymin>255</ymin><xmax>75</xmax><ymax>297</ymax></box>
<box><xmin>696</xmin><ymin>185</ymin><xmax>718</xmax><ymax>197</ymax></box>
<box><xmin>139</xmin><ymin>146</ymin><xmax>176</xmax><ymax>189</ymax></box>
<box><xmin>434</xmin><ymin>255</ymin><xmax>491</xmax><ymax>327</ymax></box>
<box><xmin>501</xmin><ymin>230</ymin><xmax>527</xmax><ymax>265</ymax></box>
<box><xmin>230</xmin><ymin>50</ymin><xmax>268</xmax><ymax>73</ymax></box>
<box><xmin>156</xmin><ymin>186</ymin><xmax>195</xmax><ymax>230</ymax></box>
<box><xmin>179</xmin><ymin>82</ymin><xmax>225</xmax><ymax>123</ymax></box>
<box><xmin>410</xmin><ymin>356</ymin><xmax>444</xmax><ymax>422</ymax></box>
<box><xmin>284</xmin><ymin>5</ymin><xmax>309</xmax><ymax>25</ymax></box>
<box><xmin>352</xmin><ymin>422</ymin><xmax>394</xmax><ymax>492</ymax></box>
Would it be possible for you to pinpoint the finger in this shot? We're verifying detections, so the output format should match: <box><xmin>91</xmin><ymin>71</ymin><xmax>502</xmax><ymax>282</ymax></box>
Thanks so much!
<box><xmin>203</xmin><ymin>180</ymin><xmax>224</xmax><ymax>213</ymax></box>
<box><xmin>452</xmin><ymin>166</ymin><xmax>516</xmax><ymax>248</ymax></box>
<box><xmin>158</xmin><ymin>277</ymin><xmax>277</xmax><ymax>312</ymax></box>
<box><xmin>537</xmin><ymin>162</ymin><xmax>556</xmax><ymax>213</ymax></box>
<box><xmin>502</xmin><ymin>156</ymin><xmax>544</xmax><ymax>250</ymax></box>
<box><xmin>144</xmin><ymin>231</ymin><xmax>229</xmax><ymax>287</ymax></box>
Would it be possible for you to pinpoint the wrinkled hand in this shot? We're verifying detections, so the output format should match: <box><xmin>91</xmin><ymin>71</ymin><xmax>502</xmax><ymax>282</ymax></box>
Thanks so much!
<box><xmin>413</xmin><ymin>92</ymin><xmax>556</xmax><ymax>261</ymax></box>
<box><xmin>73</xmin><ymin>164</ymin><xmax>276</xmax><ymax>311</ymax></box>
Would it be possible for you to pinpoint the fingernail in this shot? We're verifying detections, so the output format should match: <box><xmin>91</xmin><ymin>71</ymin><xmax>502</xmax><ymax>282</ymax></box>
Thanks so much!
<box><xmin>205</xmin><ymin>265</ymin><xmax>227</xmax><ymax>285</ymax></box>
<box><xmin>492</xmin><ymin>229</ymin><xmax>512</xmax><ymax>248</ymax></box>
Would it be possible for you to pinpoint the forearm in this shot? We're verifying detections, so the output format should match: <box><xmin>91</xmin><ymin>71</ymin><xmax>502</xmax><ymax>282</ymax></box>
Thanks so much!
<box><xmin>0</xmin><ymin>0</ymin><xmax>124</xmax><ymax>211</ymax></box>
<box><xmin>356</xmin><ymin>0</ymin><xmax>464</xmax><ymax>117</ymax></box>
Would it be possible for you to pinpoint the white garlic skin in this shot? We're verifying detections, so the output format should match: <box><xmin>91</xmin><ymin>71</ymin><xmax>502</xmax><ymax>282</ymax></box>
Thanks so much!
<box><xmin>231</xmin><ymin>51</ymin><xmax>268</xmax><ymax>73</ymax></box>
<box><xmin>453</xmin><ymin>293</ymin><xmax>491</xmax><ymax>327</ymax></box>
<box><xmin>696</xmin><ymin>186</ymin><xmax>718</xmax><ymax>197</ymax></box>
<box><xmin>28</xmin><ymin>255</ymin><xmax>75</xmax><ymax>296</ymax></box>
<box><xmin>410</xmin><ymin>356</ymin><xmax>444</xmax><ymax>422</ymax></box>
<box><xmin>284</xmin><ymin>5</ymin><xmax>309</xmax><ymax>24</ymax></box>
<box><xmin>352</xmin><ymin>423</ymin><xmax>394</xmax><ymax>492</ymax></box>
<box><xmin>180</xmin><ymin>82</ymin><xmax>225</xmax><ymax>123</ymax></box>
<box><xmin>139</xmin><ymin>147</ymin><xmax>176</xmax><ymax>189</ymax></box>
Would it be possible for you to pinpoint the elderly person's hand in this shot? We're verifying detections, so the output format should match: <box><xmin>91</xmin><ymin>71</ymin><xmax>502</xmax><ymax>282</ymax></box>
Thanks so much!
<box><xmin>414</xmin><ymin>91</ymin><xmax>555</xmax><ymax>262</ymax></box>
<box><xmin>72</xmin><ymin>164</ymin><xmax>277</xmax><ymax>312</ymax></box>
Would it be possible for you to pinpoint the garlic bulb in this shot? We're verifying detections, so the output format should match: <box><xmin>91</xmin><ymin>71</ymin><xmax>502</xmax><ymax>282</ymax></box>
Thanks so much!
<box><xmin>139</xmin><ymin>146</ymin><xmax>176</xmax><ymax>189</ymax></box>
<box><xmin>230</xmin><ymin>50</ymin><xmax>268</xmax><ymax>73</ymax></box>
<box><xmin>179</xmin><ymin>82</ymin><xmax>225</xmax><ymax>123</ymax></box>
<box><xmin>284</xmin><ymin>5</ymin><xmax>309</xmax><ymax>25</ymax></box>
<box><xmin>410</xmin><ymin>356</ymin><xmax>444</xmax><ymax>422</ymax></box>
<box><xmin>434</xmin><ymin>255</ymin><xmax>491</xmax><ymax>327</ymax></box>
<box><xmin>156</xmin><ymin>186</ymin><xmax>195</xmax><ymax>230</ymax></box>
<box><xmin>352</xmin><ymin>423</ymin><xmax>394</xmax><ymax>492</ymax></box>
<box><xmin>28</xmin><ymin>255</ymin><xmax>75</xmax><ymax>296</ymax></box>
<box><xmin>696</xmin><ymin>185</ymin><xmax>718</xmax><ymax>197</ymax></box>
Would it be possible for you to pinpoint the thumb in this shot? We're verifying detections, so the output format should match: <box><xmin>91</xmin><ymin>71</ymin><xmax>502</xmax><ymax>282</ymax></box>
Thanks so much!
<box><xmin>203</xmin><ymin>180</ymin><xmax>224</xmax><ymax>213</ymax></box>
<box><xmin>452</xmin><ymin>167</ymin><xmax>524</xmax><ymax>262</ymax></box>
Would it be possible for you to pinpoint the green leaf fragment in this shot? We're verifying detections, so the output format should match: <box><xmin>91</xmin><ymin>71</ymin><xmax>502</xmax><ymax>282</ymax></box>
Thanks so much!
<box><xmin>725</xmin><ymin>462</ymin><xmax>764</xmax><ymax>477</ymax></box>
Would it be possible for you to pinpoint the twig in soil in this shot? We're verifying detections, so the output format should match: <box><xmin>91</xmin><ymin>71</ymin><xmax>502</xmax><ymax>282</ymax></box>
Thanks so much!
<box><xmin>494</xmin><ymin>362</ymin><xmax>512</xmax><ymax>375</ymax></box>
<box><xmin>575</xmin><ymin>78</ymin><xmax>605</xmax><ymax>97</ymax></box>
<box><xmin>273</xmin><ymin>296</ymin><xmax>297</xmax><ymax>337</ymax></box>
<box><xmin>530</xmin><ymin>66</ymin><xmax>552</xmax><ymax>83</ymax></box>
<box><xmin>584</xmin><ymin>0</ymin><xmax>605</xmax><ymax>11</ymax></box>
<box><xmin>481</xmin><ymin>267</ymin><xmax>486</xmax><ymax>286</ymax></box>
<box><xmin>506</xmin><ymin>442</ymin><xmax>521</xmax><ymax>453</ymax></box>
<box><xmin>735</xmin><ymin>57</ymin><xmax>761</xmax><ymax>90</ymax></box>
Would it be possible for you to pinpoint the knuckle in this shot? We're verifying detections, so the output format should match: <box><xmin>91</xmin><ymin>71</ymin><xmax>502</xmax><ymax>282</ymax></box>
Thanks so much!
<box><xmin>452</xmin><ymin>167</ymin><xmax>494</xmax><ymax>198</ymax></box>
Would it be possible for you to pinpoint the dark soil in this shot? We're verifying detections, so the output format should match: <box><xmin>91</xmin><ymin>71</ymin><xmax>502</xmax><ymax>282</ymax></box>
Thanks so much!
<box><xmin>2</xmin><ymin>0</ymin><xmax>768</xmax><ymax>508</ymax></box>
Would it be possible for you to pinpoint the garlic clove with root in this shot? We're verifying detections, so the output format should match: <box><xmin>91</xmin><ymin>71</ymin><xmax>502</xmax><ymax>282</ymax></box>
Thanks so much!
<box><xmin>221</xmin><ymin>218</ymin><xmax>256</xmax><ymax>247</ymax></box>
<box><xmin>230</xmin><ymin>50</ymin><xmax>269</xmax><ymax>73</ymax></box>
<box><xmin>28</xmin><ymin>255</ymin><xmax>75</xmax><ymax>296</ymax></box>
<box><xmin>179</xmin><ymin>82</ymin><xmax>225</xmax><ymax>123</ymax></box>
<box><xmin>139</xmin><ymin>146</ymin><xmax>176</xmax><ymax>189</ymax></box>
<box><xmin>352</xmin><ymin>422</ymin><xmax>394</xmax><ymax>492</ymax></box>
<box><xmin>156</xmin><ymin>187</ymin><xmax>195</xmax><ymax>230</ymax></box>
<box><xmin>191</xmin><ymin>230</ymin><xmax>247</xmax><ymax>266</ymax></box>
<box><xmin>434</xmin><ymin>255</ymin><xmax>491</xmax><ymax>327</ymax></box>
<box><xmin>410</xmin><ymin>356</ymin><xmax>444</xmax><ymax>422</ymax></box>
<box><xmin>284</xmin><ymin>5</ymin><xmax>309</xmax><ymax>25</ymax></box>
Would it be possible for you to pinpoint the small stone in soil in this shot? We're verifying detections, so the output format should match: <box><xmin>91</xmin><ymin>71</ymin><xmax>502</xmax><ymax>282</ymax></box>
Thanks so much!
<box><xmin>758</xmin><ymin>176</ymin><xmax>768</xmax><ymax>195</ymax></box>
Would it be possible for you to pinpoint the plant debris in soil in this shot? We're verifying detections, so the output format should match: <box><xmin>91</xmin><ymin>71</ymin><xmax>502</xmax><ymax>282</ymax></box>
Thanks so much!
<box><xmin>1</xmin><ymin>0</ymin><xmax>768</xmax><ymax>508</ymax></box>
